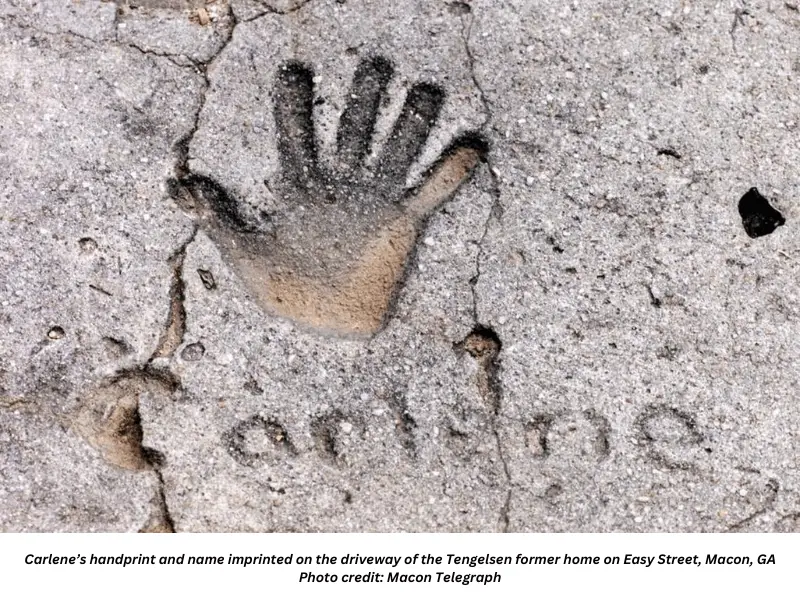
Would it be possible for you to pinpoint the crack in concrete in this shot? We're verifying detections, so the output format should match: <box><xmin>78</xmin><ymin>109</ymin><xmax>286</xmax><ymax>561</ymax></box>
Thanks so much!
<box><xmin>460</xmin><ymin>8</ymin><xmax>502</xmax><ymax>323</ymax></box>
<box><xmin>481</xmin><ymin>337</ymin><xmax>510</xmax><ymax>530</ymax></box>
<box><xmin>457</xmin><ymin>328</ymin><xmax>510</xmax><ymax>531</ymax></box>
<box><xmin>238</xmin><ymin>0</ymin><xmax>317</xmax><ymax>21</ymax></box>
<box><xmin>0</xmin><ymin>13</ymin><xmax>110</xmax><ymax>45</ymax></box>
<box><xmin>0</xmin><ymin>396</ymin><xmax>31</xmax><ymax>409</ymax></box>
<box><xmin>111</xmin><ymin>0</ymin><xmax>122</xmax><ymax>40</ymax></box>
<box><xmin>461</xmin><ymin>11</ymin><xmax>492</xmax><ymax>132</ymax></box>
<box><xmin>124</xmin><ymin>40</ymin><xmax>200</xmax><ymax>69</ymax></box>
<box><xmin>139</xmin><ymin>469</ymin><xmax>177</xmax><ymax>533</ymax></box>
<box><xmin>110</xmin><ymin>225</ymin><xmax>197</xmax><ymax>533</ymax></box>
<box><xmin>0</xmin><ymin>8</ymin><xmax>205</xmax><ymax>68</ymax></box>
<box><xmin>130</xmin><ymin>2</ymin><xmax>244</xmax><ymax>533</ymax></box>
<box><xmin>149</xmin><ymin>226</ymin><xmax>198</xmax><ymax>361</ymax></box>
<box><xmin>728</xmin><ymin>478</ymin><xmax>780</xmax><ymax>532</ymax></box>
<box><xmin>170</xmin><ymin>3</ymin><xmax>238</xmax><ymax>178</ymax></box>
<box><xmin>460</xmin><ymin>8</ymin><xmax>511</xmax><ymax>533</ymax></box>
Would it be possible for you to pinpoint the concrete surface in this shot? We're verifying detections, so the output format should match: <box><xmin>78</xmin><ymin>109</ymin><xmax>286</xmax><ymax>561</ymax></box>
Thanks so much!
<box><xmin>1</xmin><ymin>0</ymin><xmax>798</xmax><ymax>532</ymax></box>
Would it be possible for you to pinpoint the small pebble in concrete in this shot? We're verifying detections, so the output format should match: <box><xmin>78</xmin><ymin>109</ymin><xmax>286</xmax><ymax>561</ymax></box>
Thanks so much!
<box><xmin>47</xmin><ymin>326</ymin><xmax>65</xmax><ymax>340</ymax></box>
<box><xmin>78</xmin><ymin>237</ymin><xmax>97</xmax><ymax>252</ymax></box>
<box><xmin>197</xmin><ymin>269</ymin><xmax>216</xmax><ymax>290</ymax></box>
<box><xmin>180</xmin><ymin>342</ymin><xmax>205</xmax><ymax>361</ymax></box>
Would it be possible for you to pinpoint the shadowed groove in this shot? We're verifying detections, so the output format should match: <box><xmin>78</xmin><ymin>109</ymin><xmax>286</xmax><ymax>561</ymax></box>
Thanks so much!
<box><xmin>337</xmin><ymin>56</ymin><xmax>394</xmax><ymax>172</ymax></box>
<box><xmin>375</xmin><ymin>82</ymin><xmax>445</xmax><ymax>188</ymax></box>
<box><xmin>273</xmin><ymin>61</ymin><xmax>319</xmax><ymax>194</ymax></box>
<box><xmin>168</xmin><ymin>174</ymin><xmax>254</xmax><ymax>233</ymax></box>
<box><xmin>636</xmin><ymin>405</ymin><xmax>706</xmax><ymax>471</ymax></box>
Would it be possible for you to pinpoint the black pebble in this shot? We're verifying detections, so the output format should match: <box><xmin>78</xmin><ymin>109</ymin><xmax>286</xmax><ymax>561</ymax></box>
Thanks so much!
<box><xmin>738</xmin><ymin>187</ymin><xmax>785</xmax><ymax>238</ymax></box>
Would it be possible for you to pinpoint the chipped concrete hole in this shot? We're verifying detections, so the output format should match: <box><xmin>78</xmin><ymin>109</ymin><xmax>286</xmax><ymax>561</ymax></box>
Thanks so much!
<box><xmin>738</xmin><ymin>187</ymin><xmax>785</xmax><ymax>238</ymax></box>
<box><xmin>46</xmin><ymin>326</ymin><xmax>66</xmax><ymax>340</ymax></box>
<box><xmin>196</xmin><ymin>268</ymin><xmax>216</xmax><ymax>290</ymax></box>
<box><xmin>77</xmin><ymin>237</ymin><xmax>98</xmax><ymax>253</ymax></box>
<box><xmin>170</xmin><ymin>55</ymin><xmax>487</xmax><ymax>336</ymax></box>
<box><xmin>180</xmin><ymin>341</ymin><xmax>205</xmax><ymax>361</ymax></box>
<box><xmin>456</xmin><ymin>326</ymin><xmax>502</xmax><ymax>413</ymax></box>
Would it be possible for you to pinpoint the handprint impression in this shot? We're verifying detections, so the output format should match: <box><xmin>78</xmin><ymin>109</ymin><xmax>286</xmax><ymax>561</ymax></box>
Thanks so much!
<box><xmin>169</xmin><ymin>56</ymin><xmax>486</xmax><ymax>335</ymax></box>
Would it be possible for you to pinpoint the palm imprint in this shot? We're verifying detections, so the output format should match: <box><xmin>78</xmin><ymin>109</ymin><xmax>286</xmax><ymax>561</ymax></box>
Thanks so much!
<box><xmin>169</xmin><ymin>56</ymin><xmax>486</xmax><ymax>335</ymax></box>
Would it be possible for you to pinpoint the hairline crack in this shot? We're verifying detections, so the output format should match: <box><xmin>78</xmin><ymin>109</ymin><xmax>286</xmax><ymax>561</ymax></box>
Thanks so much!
<box><xmin>460</xmin><ymin>7</ymin><xmax>511</xmax><ymax>533</ymax></box>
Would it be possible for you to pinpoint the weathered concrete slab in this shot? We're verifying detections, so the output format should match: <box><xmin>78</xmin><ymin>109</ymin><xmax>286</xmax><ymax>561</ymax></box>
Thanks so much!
<box><xmin>0</xmin><ymin>400</ymin><xmax>164</xmax><ymax>532</ymax></box>
<box><xmin>1</xmin><ymin>0</ymin><xmax>799</xmax><ymax>531</ymax></box>
<box><xmin>471</xmin><ymin>0</ymin><xmax>800</xmax><ymax>531</ymax></box>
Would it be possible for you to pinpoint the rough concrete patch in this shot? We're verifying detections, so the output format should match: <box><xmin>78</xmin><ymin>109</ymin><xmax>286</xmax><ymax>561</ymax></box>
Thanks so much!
<box><xmin>0</xmin><ymin>0</ymin><xmax>118</xmax><ymax>41</ymax></box>
<box><xmin>0</xmin><ymin>406</ymin><xmax>160</xmax><ymax>532</ymax></box>
<box><xmin>0</xmin><ymin>12</ymin><xmax>204</xmax><ymax>406</ymax></box>
<box><xmin>117</xmin><ymin>0</ymin><xmax>235</xmax><ymax>63</ymax></box>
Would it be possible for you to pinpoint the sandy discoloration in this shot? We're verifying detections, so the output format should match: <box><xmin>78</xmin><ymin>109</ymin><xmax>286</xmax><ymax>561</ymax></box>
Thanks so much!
<box><xmin>237</xmin><ymin>217</ymin><xmax>417</xmax><ymax>334</ymax></box>
<box><xmin>72</xmin><ymin>371</ymin><xmax>176</xmax><ymax>471</ymax></box>
<box><xmin>0</xmin><ymin>396</ymin><xmax>32</xmax><ymax>410</ymax></box>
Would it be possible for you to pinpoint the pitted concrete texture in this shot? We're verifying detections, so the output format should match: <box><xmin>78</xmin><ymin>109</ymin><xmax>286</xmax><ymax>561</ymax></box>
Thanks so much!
<box><xmin>1</xmin><ymin>0</ymin><xmax>799</xmax><ymax>531</ymax></box>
